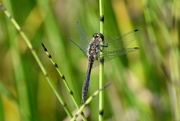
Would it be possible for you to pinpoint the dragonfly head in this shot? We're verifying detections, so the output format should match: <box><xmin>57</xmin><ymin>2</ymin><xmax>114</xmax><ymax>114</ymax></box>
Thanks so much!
<box><xmin>93</xmin><ymin>32</ymin><xmax>104</xmax><ymax>42</ymax></box>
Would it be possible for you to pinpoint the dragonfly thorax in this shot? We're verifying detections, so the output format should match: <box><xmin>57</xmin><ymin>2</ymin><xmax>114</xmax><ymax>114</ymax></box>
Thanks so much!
<box><xmin>87</xmin><ymin>33</ymin><xmax>104</xmax><ymax>61</ymax></box>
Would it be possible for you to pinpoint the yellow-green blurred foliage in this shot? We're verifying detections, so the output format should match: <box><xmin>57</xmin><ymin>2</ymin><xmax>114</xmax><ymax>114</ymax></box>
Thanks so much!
<box><xmin>0</xmin><ymin>0</ymin><xmax>179</xmax><ymax>121</ymax></box>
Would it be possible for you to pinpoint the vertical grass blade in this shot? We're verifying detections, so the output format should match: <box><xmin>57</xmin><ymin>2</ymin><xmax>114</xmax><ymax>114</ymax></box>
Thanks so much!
<box><xmin>99</xmin><ymin>0</ymin><xmax>105</xmax><ymax>120</ymax></box>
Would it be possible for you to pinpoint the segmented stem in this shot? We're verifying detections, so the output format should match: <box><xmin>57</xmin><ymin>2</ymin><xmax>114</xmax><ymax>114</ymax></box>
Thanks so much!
<box><xmin>99</xmin><ymin>0</ymin><xmax>105</xmax><ymax>120</ymax></box>
<box><xmin>0</xmin><ymin>2</ymin><xmax>73</xmax><ymax>118</ymax></box>
<box><xmin>41</xmin><ymin>43</ymin><xmax>87</xmax><ymax>120</ymax></box>
<box><xmin>71</xmin><ymin>82</ymin><xmax>111</xmax><ymax>121</ymax></box>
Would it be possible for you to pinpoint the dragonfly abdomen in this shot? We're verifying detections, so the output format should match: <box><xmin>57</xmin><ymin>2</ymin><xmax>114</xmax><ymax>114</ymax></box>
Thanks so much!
<box><xmin>82</xmin><ymin>59</ymin><xmax>94</xmax><ymax>103</ymax></box>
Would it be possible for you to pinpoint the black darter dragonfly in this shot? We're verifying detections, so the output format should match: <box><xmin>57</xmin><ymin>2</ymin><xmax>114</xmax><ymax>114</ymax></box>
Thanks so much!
<box><xmin>70</xmin><ymin>22</ymin><xmax>140</xmax><ymax>103</ymax></box>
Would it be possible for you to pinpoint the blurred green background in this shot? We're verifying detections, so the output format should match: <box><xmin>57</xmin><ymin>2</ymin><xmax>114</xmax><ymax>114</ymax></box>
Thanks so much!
<box><xmin>0</xmin><ymin>0</ymin><xmax>179</xmax><ymax>121</ymax></box>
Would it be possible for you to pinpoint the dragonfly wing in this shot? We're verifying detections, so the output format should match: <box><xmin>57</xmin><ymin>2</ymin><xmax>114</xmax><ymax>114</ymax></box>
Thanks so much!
<box><xmin>76</xmin><ymin>21</ymin><xmax>90</xmax><ymax>52</ymax></box>
<box><xmin>69</xmin><ymin>38</ymin><xmax>87</xmax><ymax>57</ymax></box>
<box><xmin>103</xmin><ymin>47</ymin><xmax>140</xmax><ymax>62</ymax></box>
<box><xmin>104</xmin><ymin>29</ymin><xmax>140</xmax><ymax>51</ymax></box>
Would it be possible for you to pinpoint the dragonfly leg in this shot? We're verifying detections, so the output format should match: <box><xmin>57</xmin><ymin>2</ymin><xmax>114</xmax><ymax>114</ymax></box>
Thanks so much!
<box><xmin>100</xmin><ymin>44</ymin><xmax>108</xmax><ymax>47</ymax></box>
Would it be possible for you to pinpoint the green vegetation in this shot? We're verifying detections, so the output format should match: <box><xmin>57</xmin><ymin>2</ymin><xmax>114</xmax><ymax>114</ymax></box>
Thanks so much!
<box><xmin>0</xmin><ymin>0</ymin><xmax>179</xmax><ymax>121</ymax></box>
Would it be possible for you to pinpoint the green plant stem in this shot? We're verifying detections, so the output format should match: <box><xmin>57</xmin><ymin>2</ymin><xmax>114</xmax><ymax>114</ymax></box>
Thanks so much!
<box><xmin>3</xmin><ymin>1</ymin><xmax>31</xmax><ymax>120</ymax></box>
<box><xmin>41</xmin><ymin>43</ymin><xmax>87</xmax><ymax>121</ymax></box>
<box><xmin>99</xmin><ymin>0</ymin><xmax>105</xmax><ymax>121</ymax></box>
<box><xmin>71</xmin><ymin>82</ymin><xmax>111</xmax><ymax>121</ymax></box>
<box><xmin>0</xmin><ymin>2</ymin><xmax>73</xmax><ymax>119</ymax></box>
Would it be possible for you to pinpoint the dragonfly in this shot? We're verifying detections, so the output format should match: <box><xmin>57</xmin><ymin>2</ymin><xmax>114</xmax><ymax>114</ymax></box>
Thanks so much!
<box><xmin>70</xmin><ymin>22</ymin><xmax>140</xmax><ymax>103</ymax></box>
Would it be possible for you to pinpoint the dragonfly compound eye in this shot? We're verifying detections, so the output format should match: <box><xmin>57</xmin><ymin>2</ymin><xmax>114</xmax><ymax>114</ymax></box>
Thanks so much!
<box><xmin>98</xmin><ymin>33</ymin><xmax>104</xmax><ymax>41</ymax></box>
<box><xmin>93</xmin><ymin>33</ymin><xmax>104</xmax><ymax>41</ymax></box>
<box><xmin>93</xmin><ymin>33</ymin><xmax>98</xmax><ymax>37</ymax></box>
<box><xmin>94</xmin><ymin>33</ymin><xmax>104</xmax><ymax>41</ymax></box>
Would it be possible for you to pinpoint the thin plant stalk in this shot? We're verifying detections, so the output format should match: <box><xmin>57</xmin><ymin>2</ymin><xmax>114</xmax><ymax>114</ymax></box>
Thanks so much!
<box><xmin>41</xmin><ymin>43</ymin><xmax>87</xmax><ymax>121</ymax></box>
<box><xmin>0</xmin><ymin>2</ymin><xmax>73</xmax><ymax>118</ymax></box>
<box><xmin>4</xmin><ymin>1</ymin><xmax>31</xmax><ymax>120</ymax></box>
<box><xmin>99</xmin><ymin>0</ymin><xmax>105</xmax><ymax>120</ymax></box>
<box><xmin>71</xmin><ymin>82</ymin><xmax>111</xmax><ymax>121</ymax></box>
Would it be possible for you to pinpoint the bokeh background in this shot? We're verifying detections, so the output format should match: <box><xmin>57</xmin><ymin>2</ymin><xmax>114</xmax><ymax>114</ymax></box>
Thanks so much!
<box><xmin>0</xmin><ymin>0</ymin><xmax>179</xmax><ymax>121</ymax></box>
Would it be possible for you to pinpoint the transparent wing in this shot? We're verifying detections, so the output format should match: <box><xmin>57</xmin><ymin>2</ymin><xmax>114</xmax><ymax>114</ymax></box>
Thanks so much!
<box><xmin>76</xmin><ymin>21</ymin><xmax>90</xmax><ymax>54</ymax></box>
<box><xmin>104</xmin><ymin>47</ymin><xmax>139</xmax><ymax>55</ymax></box>
<box><xmin>104</xmin><ymin>29</ymin><xmax>140</xmax><ymax>52</ymax></box>
<box><xmin>69</xmin><ymin>38</ymin><xmax>87</xmax><ymax>57</ymax></box>
<box><xmin>103</xmin><ymin>47</ymin><xmax>139</xmax><ymax>61</ymax></box>
<box><xmin>69</xmin><ymin>22</ymin><xmax>91</xmax><ymax>57</ymax></box>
